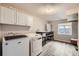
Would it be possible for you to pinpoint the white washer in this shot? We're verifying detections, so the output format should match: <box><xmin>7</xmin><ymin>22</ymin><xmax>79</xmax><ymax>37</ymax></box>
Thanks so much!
<box><xmin>3</xmin><ymin>35</ymin><xmax>29</xmax><ymax>56</ymax></box>
<box><xmin>26</xmin><ymin>33</ymin><xmax>42</xmax><ymax>56</ymax></box>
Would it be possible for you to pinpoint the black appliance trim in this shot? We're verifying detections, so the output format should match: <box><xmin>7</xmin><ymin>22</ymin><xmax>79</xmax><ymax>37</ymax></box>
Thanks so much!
<box><xmin>4</xmin><ymin>35</ymin><xmax>27</xmax><ymax>40</ymax></box>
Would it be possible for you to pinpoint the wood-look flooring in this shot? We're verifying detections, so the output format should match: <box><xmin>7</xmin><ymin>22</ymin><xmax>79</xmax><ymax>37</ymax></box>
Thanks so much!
<box><xmin>40</xmin><ymin>41</ymin><xmax>78</xmax><ymax>56</ymax></box>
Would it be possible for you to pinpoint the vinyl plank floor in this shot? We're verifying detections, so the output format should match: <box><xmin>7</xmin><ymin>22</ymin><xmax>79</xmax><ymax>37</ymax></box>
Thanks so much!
<box><xmin>40</xmin><ymin>41</ymin><xmax>78</xmax><ymax>56</ymax></box>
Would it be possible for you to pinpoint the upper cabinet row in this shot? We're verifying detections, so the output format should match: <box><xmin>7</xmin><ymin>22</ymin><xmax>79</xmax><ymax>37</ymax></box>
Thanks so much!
<box><xmin>0</xmin><ymin>6</ymin><xmax>33</xmax><ymax>26</ymax></box>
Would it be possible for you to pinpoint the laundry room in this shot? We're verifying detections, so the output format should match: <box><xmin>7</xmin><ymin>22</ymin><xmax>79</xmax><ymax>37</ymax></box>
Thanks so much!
<box><xmin>0</xmin><ymin>3</ymin><xmax>79</xmax><ymax>56</ymax></box>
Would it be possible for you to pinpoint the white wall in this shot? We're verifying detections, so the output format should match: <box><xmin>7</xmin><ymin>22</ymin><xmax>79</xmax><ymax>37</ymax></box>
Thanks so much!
<box><xmin>51</xmin><ymin>20</ymin><xmax>78</xmax><ymax>43</ymax></box>
<box><xmin>30</xmin><ymin>16</ymin><xmax>47</xmax><ymax>32</ymax></box>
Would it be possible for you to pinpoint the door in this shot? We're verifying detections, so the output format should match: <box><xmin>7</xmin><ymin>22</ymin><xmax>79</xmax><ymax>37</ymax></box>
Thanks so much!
<box><xmin>0</xmin><ymin>7</ymin><xmax>16</xmax><ymax>24</ymax></box>
<box><xmin>3</xmin><ymin>38</ymin><xmax>29</xmax><ymax>56</ymax></box>
<box><xmin>46</xmin><ymin>24</ymin><xmax>52</xmax><ymax>32</ymax></box>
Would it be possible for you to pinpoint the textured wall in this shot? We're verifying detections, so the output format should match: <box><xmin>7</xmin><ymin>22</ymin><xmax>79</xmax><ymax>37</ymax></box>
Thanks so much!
<box><xmin>30</xmin><ymin>17</ymin><xmax>47</xmax><ymax>32</ymax></box>
<box><xmin>51</xmin><ymin>20</ymin><xmax>78</xmax><ymax>43</ymax></box>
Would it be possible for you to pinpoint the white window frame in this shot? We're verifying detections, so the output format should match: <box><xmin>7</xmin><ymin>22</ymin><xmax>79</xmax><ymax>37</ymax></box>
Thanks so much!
<box><xmin>58</xmin><ymin>22</ymin><xmax>72</xmax><ymax>35</ymax></box>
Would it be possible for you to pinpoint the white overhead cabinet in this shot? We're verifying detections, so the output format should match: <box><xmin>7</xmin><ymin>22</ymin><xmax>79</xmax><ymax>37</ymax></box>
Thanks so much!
<box><xmin>17</xmin><ymin>11</ymin><xmax>33</xmax><ymax>26</ymax></box>
<box><xmin>0</xmin><ymin>6</ymin><xmax>16</xmax><ymax>24</ymax></box>
<box><xmin>0</xmin><ymin>6</ymin><xmax>33</xmax><ymax>26</ymax></box>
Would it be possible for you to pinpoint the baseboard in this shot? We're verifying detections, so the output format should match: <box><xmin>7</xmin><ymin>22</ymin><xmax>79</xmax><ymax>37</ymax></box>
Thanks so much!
<box><xmin>53</xmin><ymin>40</ymin><xmax>71</xmax><ymax>44</ymax></box>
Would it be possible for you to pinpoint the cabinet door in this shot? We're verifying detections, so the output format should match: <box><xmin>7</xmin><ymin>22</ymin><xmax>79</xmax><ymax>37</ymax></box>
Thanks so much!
<box><xmin>3</xmin><ymin>38</ymin><xmax>29</xmax><ymax>56</ymax></box>
<box><xmin>0</xmin><ymin>7</ymin><xmax>16</xmax><ymax>24</ymax></box>
<box><xmin>16</xmin><ymin>12</ymin><xmax>26</xmax><ymax>25</ymax></box>
<box><xmin>22</xmin><ymin>13</ymin><xmax>28</xmax><ymax>26</ymax></box>
<box><xmin>26</xmin><ymin>16</ymin><xmax>33</xmax><ymax>26</ymax></box>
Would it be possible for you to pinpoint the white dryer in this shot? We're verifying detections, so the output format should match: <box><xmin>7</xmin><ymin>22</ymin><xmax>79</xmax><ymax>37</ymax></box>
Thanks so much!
<box><xmin>26</xmin><ymin>33</ymin><xmax>42</xmax><ymax>56</ymax></box>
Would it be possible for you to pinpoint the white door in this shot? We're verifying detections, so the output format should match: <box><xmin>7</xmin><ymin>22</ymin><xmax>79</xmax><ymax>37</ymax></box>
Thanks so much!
<box><xmin>46</xmin><ymin>24</ymin><xmax>52</xmax><ymax>32</ymax></box>
<box><xmin>3</xmin><ymin>38</ymin><xmax>29</xmax><ymax>56</ymax></box>
<box><xmin>0</xmin><ymin>7</ymin><xmax>16</xmax><ymax>24</ymax></box>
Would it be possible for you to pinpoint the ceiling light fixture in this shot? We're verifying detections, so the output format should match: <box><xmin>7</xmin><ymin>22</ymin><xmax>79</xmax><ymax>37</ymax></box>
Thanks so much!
<box><xmin>38</xmin><ymin>6</ymin><xmax>58</xmax><ymax>15</ymax></box>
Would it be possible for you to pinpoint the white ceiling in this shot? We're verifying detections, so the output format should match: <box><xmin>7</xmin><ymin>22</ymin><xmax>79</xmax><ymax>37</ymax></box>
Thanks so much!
<box><xmin>12</xmin><ymin>3</ymin><xmax>78</xmax><ymax>21</ymax></box>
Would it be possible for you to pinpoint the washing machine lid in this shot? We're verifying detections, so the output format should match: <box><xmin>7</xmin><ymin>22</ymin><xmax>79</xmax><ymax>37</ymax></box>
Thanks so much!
<box><xmin>26</xmin><ymin>33</ymin><xmax>42</xmax><ymax>38</ymax></box>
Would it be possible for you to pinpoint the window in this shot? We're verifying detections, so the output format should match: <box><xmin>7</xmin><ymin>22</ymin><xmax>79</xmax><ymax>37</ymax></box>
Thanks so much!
<box><xmin>58</xmin><ymin>23</ymin><xmax>72</xmax><ymax>35</ymax></box>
